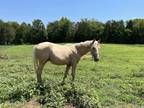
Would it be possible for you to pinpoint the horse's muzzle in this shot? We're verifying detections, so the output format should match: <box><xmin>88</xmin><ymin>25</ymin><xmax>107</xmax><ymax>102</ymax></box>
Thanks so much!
<box><xmin>94</xmin><ymin>58</ymin><xmax>99</xmax><ymax>62</ymax></box>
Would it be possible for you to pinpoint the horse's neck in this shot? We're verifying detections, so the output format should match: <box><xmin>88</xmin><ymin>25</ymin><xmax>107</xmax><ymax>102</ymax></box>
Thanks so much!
<box><xmin>75</xmin><ymin>43</ymin><xmax>91</xmax><ymax>57</ymax></box>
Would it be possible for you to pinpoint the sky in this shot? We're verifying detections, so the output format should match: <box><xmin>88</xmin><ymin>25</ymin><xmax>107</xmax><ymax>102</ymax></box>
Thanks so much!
<box><xmin>0</xmin><ymin>0</ymin><xmax>144</xmax><ymax>25</ymax></box>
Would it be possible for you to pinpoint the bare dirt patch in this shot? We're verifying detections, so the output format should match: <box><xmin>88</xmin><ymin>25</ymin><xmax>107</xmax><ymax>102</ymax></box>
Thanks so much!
<box><xmin>102</xmin><ymin>104</ymin><xmax>143</xmax><ymax>108</ymax></box>
<box><xmin>64</xmin><ymin>103</ymin><xmax>75</xmax><ymax>108</ymax></box>
<box><xmin>0</xmin><ymin>54</ymin><xmax>8</xmax><ymax>59</ymax></box>
<box><xmin>24</xmin><ymin>100</ymin><xmax>41</xmax><ymax>108</ymax></box>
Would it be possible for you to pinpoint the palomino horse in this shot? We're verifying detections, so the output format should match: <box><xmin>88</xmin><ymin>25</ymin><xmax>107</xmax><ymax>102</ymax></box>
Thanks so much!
<box><xmin>33</xmin><ymin>39</ymin><xmax>100</xmax><ymax>83</ymax></box>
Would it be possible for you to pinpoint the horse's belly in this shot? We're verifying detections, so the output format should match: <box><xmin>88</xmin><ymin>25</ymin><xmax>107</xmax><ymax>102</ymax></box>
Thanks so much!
<box><xmin>50</xmin><ymin>56</ymin><xmax>69</xmax><ymax>65</ymax></box>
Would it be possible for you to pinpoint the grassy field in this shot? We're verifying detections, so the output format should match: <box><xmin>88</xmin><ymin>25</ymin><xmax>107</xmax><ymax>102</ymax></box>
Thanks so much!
<box><xmin>0</xmin><ymin>44</ymin><xmax>144</xmax><ymax>108</ymax></box>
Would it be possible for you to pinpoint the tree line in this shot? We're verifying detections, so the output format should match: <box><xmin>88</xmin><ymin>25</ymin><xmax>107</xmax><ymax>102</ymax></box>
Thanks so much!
<box><xmin>0</xmin><ymin>17</ymin><xmax>144</xmax><ymax>44</ymax></box>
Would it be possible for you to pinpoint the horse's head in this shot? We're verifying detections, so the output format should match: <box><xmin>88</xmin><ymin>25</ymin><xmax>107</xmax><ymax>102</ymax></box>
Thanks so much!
<box><xmin>90</xmin><ymin>39</ymin><xmax>100</xmax><ymax>62</ymax></box>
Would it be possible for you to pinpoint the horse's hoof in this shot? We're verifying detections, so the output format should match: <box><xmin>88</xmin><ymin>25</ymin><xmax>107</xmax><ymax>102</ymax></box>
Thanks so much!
<box><xmin>37</xmin><ymin>81</ymin><xmax>44</xmax><ymax>85</ymax></box>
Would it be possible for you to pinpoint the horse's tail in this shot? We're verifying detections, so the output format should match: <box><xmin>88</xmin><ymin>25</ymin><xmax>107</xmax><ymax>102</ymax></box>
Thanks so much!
<box><xmin>32</xmin><ymin>46</ymin><xmax>39</xmax><ymax>72</ymax></box>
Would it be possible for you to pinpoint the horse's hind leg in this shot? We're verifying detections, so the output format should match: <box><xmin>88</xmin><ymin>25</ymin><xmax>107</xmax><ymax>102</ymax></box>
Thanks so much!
<box><xmin>36</xmin><ymin>61</ymin><xmax>47</xmax><ymax>83</ymax></box>
<box><xmin>36</xmin><ymin>65</ymin><xmax>43</xmax><ymax>83</ymax></box>
<box><xmin>62</xmin><ymin>65</ymin><xmax>70</xmax><ymax>83</ymax></box>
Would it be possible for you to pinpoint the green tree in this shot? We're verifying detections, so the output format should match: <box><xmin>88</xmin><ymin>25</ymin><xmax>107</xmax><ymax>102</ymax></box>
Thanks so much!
<box><xmin>30</xmin><ymin>19</ymin><xmax>47</xmax><ymax>43</ymax></box>
<box><xmin>132</xmin><ymin>19</ymin><xmax>144</xmax><ymax>43</ymax></box>
<box><xmin>0</xmin><ymin>22</ymin><xmax>15</xmax><ymax>44</ymax></box>
<box><xmin>126</xmin><ymin>19</ymin><xmax>144</xmax><ymax>44</ymax></box>
<box><xmin>103</xmin><ymin>20</ymin><xmax>125</xmax><ymax>43</ymax></box>
<box><xmin>47</xmin><ymin>17</ymin><xmax>74</xmax><ymax>42</ymax></box>
<box><xmin>74</xmin><ymin>19</ymin><xmax>104</xmax><ymax>42</ymax></box>
<box><xmin>13</xmin><ymin>22</ymin><xmax>31</xmax><ymax>44</ymax></box>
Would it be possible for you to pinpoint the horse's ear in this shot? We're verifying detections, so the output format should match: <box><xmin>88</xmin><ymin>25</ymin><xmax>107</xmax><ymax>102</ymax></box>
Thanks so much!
<box><xmin>98</xmin><ymin>39</ymin><xmax>101</xmax><ymax>44</ymax></box>
<box><xmin>91</xmin><ymin>39</ymin><xmax>96</xmax><ymax>45</ymax></box>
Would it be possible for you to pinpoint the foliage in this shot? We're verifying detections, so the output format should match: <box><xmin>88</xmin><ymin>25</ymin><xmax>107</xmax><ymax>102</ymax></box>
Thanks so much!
<box><xmin>74</xmin><ymin>19</ymin><xmax>104</xmax><ymax>42</ymax></box>
<box><xmin>47</xmin><ymin>17</ymin><xmax>75</xmax><ymax>42</ymax></box>
<box><xmin>0</xmin><ymin>81</ymin><xmax>100</xmax><ymax>108</ymax></box>
<box><xmin>103</xmin><ymin>20</ymin><xmax>125</xmax><ymax>43</ymax></box>
<box><xmin>30</xmin><ymin>19</ymin><xmax>47</xmax><ymax>44</ymax></box>
<box><xmin>0</xmin><ymin>21</ymin><xmax>16</xmax><ymax>44</ymax></box>
<box><xmin>13</xmin><ymin>22</ymin><xmax>31</xmax><ymax>44</ymax></box>
<box><xmin>1</xmin><ymin>18</ymin><xmax>144</xmax><ymax>44</ymax></box>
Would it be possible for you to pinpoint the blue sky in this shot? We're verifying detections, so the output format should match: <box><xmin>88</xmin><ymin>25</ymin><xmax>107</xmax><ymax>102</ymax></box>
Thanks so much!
<box><xmin>0</xmin><ymin>0</ymin><xmax>144</xmax><ymax>24</ymax></box>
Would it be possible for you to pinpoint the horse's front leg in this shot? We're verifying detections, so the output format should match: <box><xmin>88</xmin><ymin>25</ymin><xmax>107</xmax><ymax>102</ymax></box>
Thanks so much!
<box><xmin>62</xmin><ymin>65</ymin><xmax>71</xmax><ymax>83</ymax></box>
<box><xmin>71</xmin><ymin>63</ymin><xmax>77</xmax><ymax>81</ymax></box>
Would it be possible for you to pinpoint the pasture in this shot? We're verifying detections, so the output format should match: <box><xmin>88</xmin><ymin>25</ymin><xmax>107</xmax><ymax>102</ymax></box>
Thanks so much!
<box><xmin>0</xmin><ymin>44</ymin><xmax>144</xmax><ymax>108</ymax></box>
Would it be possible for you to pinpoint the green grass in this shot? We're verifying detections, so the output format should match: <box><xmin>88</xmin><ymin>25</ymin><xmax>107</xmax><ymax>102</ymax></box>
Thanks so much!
<box><xmin>0</xmin><ymin>44</ymin><xmax>144</xmax><ymax>107</ymax></box>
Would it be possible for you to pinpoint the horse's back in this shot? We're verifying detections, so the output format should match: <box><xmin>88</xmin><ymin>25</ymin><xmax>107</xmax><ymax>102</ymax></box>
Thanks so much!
<box><xmin>34</xmin><ymin>42</ymin><xmax>76</xmax><ymax>65</ymax></box>
<box><xmin>35</xmin><ymin>42</ymin><xmax>52</xmax><ymax>49</ymax></box>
